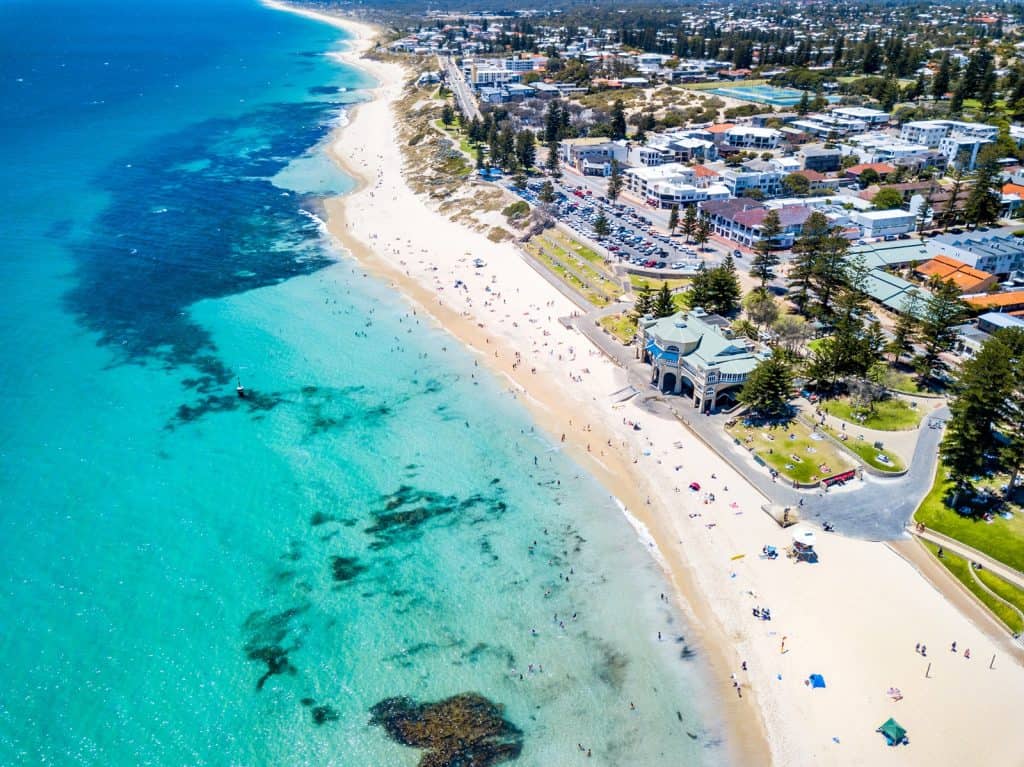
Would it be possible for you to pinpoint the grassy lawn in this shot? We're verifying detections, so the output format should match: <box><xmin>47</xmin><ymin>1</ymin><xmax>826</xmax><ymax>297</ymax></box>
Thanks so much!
<box><xmin>726</xmin><ymin>417</ymin><xmax>854</xmax><ymax>484</ymax></box>
<box><xmin>547</xmin><ymin>230</ymin><xmax>607</xmax><ymax>269</ymax></box>
<box><xmin>629</xmin><ymin>275</ymin><xmax>690</xmax><ymax>292</ymax></box>
<box><xmin>922</xmin><ymin>541</ymin><xmax>1024</xmax><ymax>634</ymax></box>
<box><xmin>680</xmin><ymin>79</ymin><xmax>768</xmax><ymax>90</ymax></box>
<box><xmin>975</xmin><ymin>568</ymin><xmax>1024</xmax><ymax>618</ymax></box>
<box><xmin>524</xmin><ymin>242</ymin><xmax>608</xmax><ymax>307</ymax></box>
<box><xmin>534</xmin><ymin>233</ymin><xmax>621</xmax><ymax>300</ymax></box>
<box><xmin>819</xmin><ymin>424</ymin><xmax>905</xmax><ymax>472</ymax></box>
<box><xmin>820</xmin><ymin>395</ymin><xmax>923</xmax><ymax>431</ymax></box>
<box><xmin>914</xmin><ymin>466</ymin><xmax>1024</xmax><ymax>573</ymax></box>
<box><xmin>599</xmin><ymin>312</ymin><xmax>638</xmax><ymax>344</ymax></box>
<box><xmin>805</xmin><ymin>336</ymin><xmax>830</xmax><ymax>354</ymax></box>
<box><xmin>883</xmin><ymin>370</ymin><xmax>942</xmax><ymax>396</ymax></box>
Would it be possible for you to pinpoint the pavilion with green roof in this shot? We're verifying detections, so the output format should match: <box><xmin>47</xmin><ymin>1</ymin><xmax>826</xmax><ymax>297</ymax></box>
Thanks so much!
<box><xmin>639</xmin><ymin>308</ymin><xmax>768</xmax><ymax>412</ymax></box>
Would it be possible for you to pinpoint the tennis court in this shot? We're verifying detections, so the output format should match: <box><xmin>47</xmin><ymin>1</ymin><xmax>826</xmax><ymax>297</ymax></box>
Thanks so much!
<box><xmin>709</xmin><ymin>84</ymin><xmax>840</xmax><ymax>107</ymax></box>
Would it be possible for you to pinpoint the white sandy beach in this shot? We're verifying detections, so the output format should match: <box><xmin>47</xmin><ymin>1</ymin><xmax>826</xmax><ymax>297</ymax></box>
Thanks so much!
<box><xmin>264</xmin><ymin>3</ymin><xmax>1024</xmax><ymax>764</ymax></box>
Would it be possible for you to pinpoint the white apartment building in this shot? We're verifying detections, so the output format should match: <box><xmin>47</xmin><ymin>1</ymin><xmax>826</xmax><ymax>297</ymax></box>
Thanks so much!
<box><xmin>718</xmin><ymin>166</ymin><xmax>783</xmax><ymax>198</ymax></box>
<box><xmin>831</xmin><ymin>106</ymin><xmax>890</xmax><ymax>126</ymax></box>
<box><xmin>722</xmin><ymin>126</ymin><xmax>782</xmax><ymax>150</ymax></box>
<box><xmin>900</xmin><ymin>120</ymin><xmax>999</xmax><ymax>146</ymax></box>
<box><xmin>842</xmin><ymin>132</ymin><xmax>931</xmax><ymax>164</ymax></box>
<box><xmin>623</xmin><ymin>164</ymin><xmax>729</xmax><ymax>208</ymax></box>
<box><xmin>939</xmin><ymin>134</ymin><xmax>993</xmax><ymax>171</ymax></box>
<box><xmin>791</xmin><ymin>114</ymin><xmax>869</xmax><ymax>139</ymax></box>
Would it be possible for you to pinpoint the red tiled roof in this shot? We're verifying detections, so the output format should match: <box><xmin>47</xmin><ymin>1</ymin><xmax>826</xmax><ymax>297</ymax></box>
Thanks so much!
<box><xmin>693</xmin><ymin>165</ymin><xmax>720</xmax><ymax>178</ymax></box>
<box><xmin>965</xmin><ymin>291</ymin><xmax>1024</xmax><ymax>309</ymax></box>
<box><xmin>706</xmin><ymin>123</ymin><xmax>737</xmax><ymax>134</ymax></box>
<box><xmin>1003</xmin><ymin>182</ymin><xmax>1024</xmax><ymax>197</ymax></box>
<box><xmin>793</xmin><ymin>169</ymin><xmax>827</xmax><ymax>182</ymax></box>
<box><xmin>846</xmin><ymin>162</ymin><xmax>896</xmax><ymax>176</ymax></box>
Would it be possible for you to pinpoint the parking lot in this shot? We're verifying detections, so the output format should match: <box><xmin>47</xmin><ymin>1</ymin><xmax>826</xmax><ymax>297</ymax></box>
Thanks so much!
<box><xmin>513</xmin><ymin>181</ymin><xmax>722</xmax><ymax>274</ymax></box>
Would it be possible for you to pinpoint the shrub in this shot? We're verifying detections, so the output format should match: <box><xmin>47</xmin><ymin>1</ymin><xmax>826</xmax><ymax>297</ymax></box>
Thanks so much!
<box><xmin>502</xmin><ymin>200</ymin><xmax>530</xmax><ymax>221</ymax></box>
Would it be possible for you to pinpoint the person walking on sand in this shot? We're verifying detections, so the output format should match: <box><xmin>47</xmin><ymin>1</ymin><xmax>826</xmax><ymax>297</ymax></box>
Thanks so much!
<box><xmin>780</xmin><ymin>636</ymin><xmax>787</xmax><ymax>654</ymax></box>
<box><xmin>964</xmin><ymin>648</ymin><xmax>970</xmax><ymax>659</ymax></box>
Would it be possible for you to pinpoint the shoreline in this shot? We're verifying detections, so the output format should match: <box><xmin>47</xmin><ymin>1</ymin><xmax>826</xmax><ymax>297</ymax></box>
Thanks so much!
<box><xmin>262</xmin><ymin>2</ymin><xmax>1024</xmax><ymax>765</ymax></box>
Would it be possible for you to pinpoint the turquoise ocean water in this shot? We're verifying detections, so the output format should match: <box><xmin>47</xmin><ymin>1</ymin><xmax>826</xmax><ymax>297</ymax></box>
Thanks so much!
<box><xmin>0</xmin><ymin>1</ymin><xmax>727</xmax><ymax>764</ymax></box>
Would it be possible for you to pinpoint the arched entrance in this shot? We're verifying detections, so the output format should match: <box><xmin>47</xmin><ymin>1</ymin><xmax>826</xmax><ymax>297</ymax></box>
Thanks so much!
<box><xmin>662</xmin><ymin>372</ymin><xmax>677</xmax><ymax>394</ymax></box>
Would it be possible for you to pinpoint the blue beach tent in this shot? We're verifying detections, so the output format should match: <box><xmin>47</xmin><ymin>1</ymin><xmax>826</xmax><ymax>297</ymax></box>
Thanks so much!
<box><xmin>809</xmin><ymin>674</ymin><xmax>826</xmax><ymax>689</ymax></box>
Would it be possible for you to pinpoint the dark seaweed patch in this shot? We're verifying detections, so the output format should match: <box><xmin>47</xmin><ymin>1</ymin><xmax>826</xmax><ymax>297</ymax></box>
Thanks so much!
<box><xmin>330</xmin><ymin>555</ymin><xmax>365</xmax><ymax>582</ymax></box>
<box><xmin>166</xmin><ymin>388</ymin><xmax>286</xmax><ymax>429</ymax></box>
<box><xmin>369</xmin><ymin>693</ymin><xmax>522</xmax><ymax>767</ymax></box>
<box><xmin>242</xmin><ymin>605</ymin><xmax>308</xmax><ymax>690</ymax></box>
<box><xmin>308</xmin><ymin>85</ymin><xmax>340</xmax><ymax>95</ymax></box>
<box><xmin>366</xmin><ymin>486</ymin><xmax>508</xmax><ymax>550</ymax></box>
<box><xmin>312</xmin><ymin>704</ymin><xmax>340</xmax><ymax>725</ymax></box>
<box><xmin>310</xmin><ymin>511</ymin><xmax>336</xmax><ymax>526</ymax></box>
<box><xmin>64</xmin><ymin>100</ymin><xmax>340</xmax><ymax>385</ymax></box>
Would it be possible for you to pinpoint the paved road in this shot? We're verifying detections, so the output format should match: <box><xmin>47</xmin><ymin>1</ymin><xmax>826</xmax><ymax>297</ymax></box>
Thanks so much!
<box><xmin>437</xmin><ymin>54</ymin><xmax>480</xmax><ymax>122</ymax></box>
<box><xmin>571</xmin><ymin>328</ymin><xmax>951</xmax><ymax>541</ymax></box>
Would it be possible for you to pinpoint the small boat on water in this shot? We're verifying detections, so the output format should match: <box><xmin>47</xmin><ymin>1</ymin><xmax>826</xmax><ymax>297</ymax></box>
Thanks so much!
<box><xmin>236</xmin><ymin>379</ymin><xmax>246</xmax><ymax>398</ymax></box>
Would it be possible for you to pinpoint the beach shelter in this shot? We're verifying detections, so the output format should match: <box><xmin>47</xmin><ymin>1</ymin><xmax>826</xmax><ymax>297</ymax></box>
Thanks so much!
<box><xmin>876</xmin><ymin>718</ymin><xmax>908</xmax><ymax>746</ymax></box>
<box><xmin>808</xmin><ymin>674</ymin><xmax>826</xmax><ymax>689</ymax></box>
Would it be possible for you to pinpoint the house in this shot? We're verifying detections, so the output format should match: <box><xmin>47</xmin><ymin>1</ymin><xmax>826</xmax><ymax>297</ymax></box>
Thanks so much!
<box><xmin>639</xmin><ymin>309</ymin><xmax>768</xmax><ymax>412</ymax></box>
<box><xmin>844</xmin><ymin>162</ymin><xmax>897</xmax><ymax>181</ymax></box>
<box><xmin>705</xmin><ymin>123</ymin><xmax>738</xmax><ymax>145</ymax></box>
<box><xmin>914</xmin><ymin>255</ymin><xmax>999</xmax><ymax>294</ymax></box>
<box><xmin>788</xmin><ymin>169</ymin><xmax>841</xmax><ymax>194</ymax></box>
<box><xmin>560</xmin><ymin>138</ymin><xmax>627</xmax><ymax>176</ymax></box>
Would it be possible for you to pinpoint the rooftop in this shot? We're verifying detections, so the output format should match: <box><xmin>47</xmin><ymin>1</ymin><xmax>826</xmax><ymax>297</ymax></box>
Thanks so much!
<box><xmin>643</xmin><ymin>311</ymin><xmax>766</xmax><ymax>375</ymax></box>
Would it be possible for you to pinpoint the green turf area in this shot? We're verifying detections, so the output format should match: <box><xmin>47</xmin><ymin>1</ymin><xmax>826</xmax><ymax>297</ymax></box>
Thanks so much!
<box><xmin>599</xmin><ymin>312</ymin><xmax>638</xmax><ymax>344</ymax></box>
<box><xmin>629</xmin><ymin>275</ymin><xmax>691</xmax><ymax>292</ymax></box>
<box><xmin>922</xmin><ymin>541</ymin><xmax>1024</xmax><ymax>634</ymax></box>
<box><xmin>975</xmin><ymin>568</ymin><xmax>1024</xmax><ymax>619</ymax></box>
<box><xmin>805</xmin><ymin>336</ymin><xmax>830</xmax><ymax>354</ymax></box>
<box><xmin>883</xmin><ymin>370</ymin><xmax>942</xmax><ymax>396</ymax></box>
<box><xmin>820</xmin><ymin>395</ymin><xmax>923</xmax><ymax>431</ymax></box>
<box><xmin>681</xmin><ymin>79</ymin><xmax>768</xmax><ymax>90</ymax></box>
<box><xmin>914</xmin><ymin>466</ymin><xmax>1024</xmax><ymax>573</ymax></box>
<box><xmin>726</xmin><ymin>417</ymin><xmax>854</xmax><ymax>484</ymax></box>
<box><xmin>525</xmin><ymin>233</ymin><xmax>623</xmax><ymax>307</ymax></box>
<box><xmin>819</xmin><ymin>424</ymin><xmax>905</xmax><ymax>472</ymax></box>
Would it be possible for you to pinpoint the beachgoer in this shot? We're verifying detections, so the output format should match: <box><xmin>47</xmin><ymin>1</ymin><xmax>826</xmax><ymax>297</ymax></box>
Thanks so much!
<box><xmin>951</xmin><ymin>641</ymin><xmax>957</xmax><ymax>653</ymax></box>
<box><xmin>964</xmin><ymin>648</ymin><xmax>970</xmax><ymax>659</ymax></box>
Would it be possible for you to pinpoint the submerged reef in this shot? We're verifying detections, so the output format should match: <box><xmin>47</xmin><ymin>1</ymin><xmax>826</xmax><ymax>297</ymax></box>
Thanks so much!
<box><xmin>369</xmin><ymin>693</ymin><xmax>522</xmax><ymax>767</ymax></box>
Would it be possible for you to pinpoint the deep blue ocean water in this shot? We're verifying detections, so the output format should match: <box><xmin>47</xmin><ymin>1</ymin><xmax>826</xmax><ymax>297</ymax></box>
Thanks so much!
<box><xmin>0</xmin><ymin>1</ymin><xmax>726</xmax><ymax>764</ymax></box>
